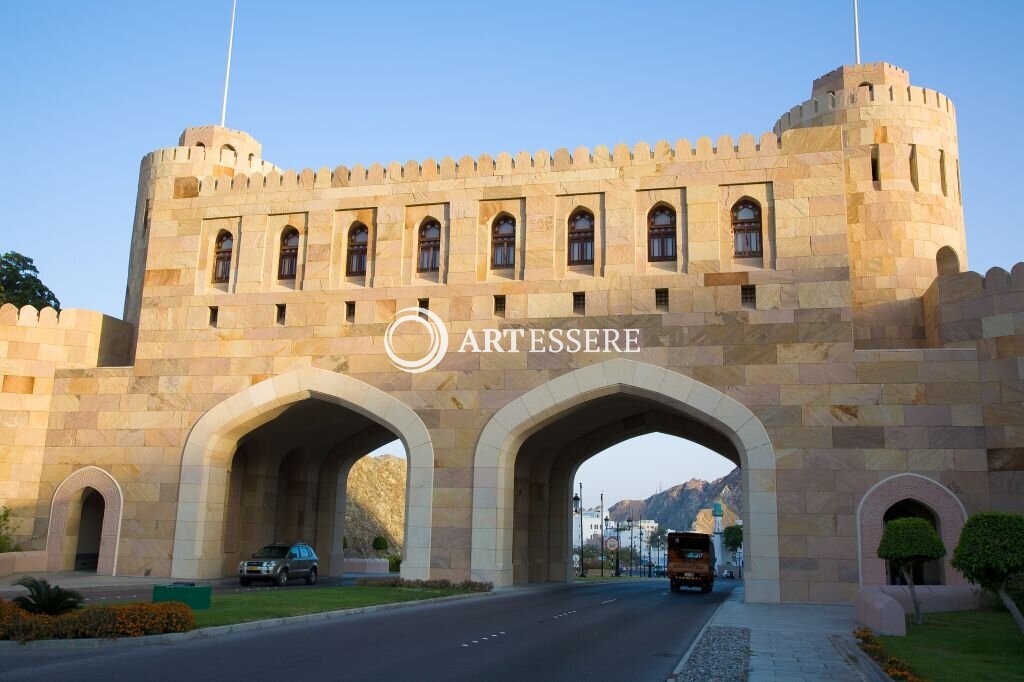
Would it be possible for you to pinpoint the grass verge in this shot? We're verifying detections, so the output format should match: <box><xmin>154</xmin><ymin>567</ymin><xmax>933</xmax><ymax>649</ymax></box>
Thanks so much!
<box><xmin>192</xmin><ymin>586</ymin><xmax>471</xmax><ymax>628</ymax></box>
<box><xmin>877</xmin><ymin>610</ymin><xmax>1024</xmax><ymax>682</ymax></box>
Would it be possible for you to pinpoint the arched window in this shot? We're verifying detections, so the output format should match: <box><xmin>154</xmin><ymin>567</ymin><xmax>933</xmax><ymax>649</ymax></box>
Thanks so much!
<box><xmin>221</xmin><ymin>144</ymin><xmax>236</xmax><ymax>153</ymax></box>
<box><xmin>731</xmin><ymin>199</ymin><xmax>762</xmax><ymax>258</ymax></box>
<box><xmin>492</xmin><ymin>215</ymin><xmax>516</xmax><ymax>269</ymax></box>
<box><xmin>418</xmin><ymin>219</ymin><xmax>441</xmax><ymax>272</ymax></box>
<box><xmin>648</xmin><ymin>205</ymin><xmax>676</xmax><ymax>262</ymax></box>
<box><xmin>347</xmin><ymin>223</ymin><xmax>369</xmax><ymax>276</ymax></box>
<box><xmin>212</xmin><ymin>230</ymin><xmax>233</xmax><ymax>284</ymax></box>
<box><xmin>568</xmin><ymin>209</ymin><xmax>594</xmax><ymax>265</ymax></box>
<box><xmin>278</xmin><ymin>227</ymin><xmax>300</xmax><ymax>280</ymax></box>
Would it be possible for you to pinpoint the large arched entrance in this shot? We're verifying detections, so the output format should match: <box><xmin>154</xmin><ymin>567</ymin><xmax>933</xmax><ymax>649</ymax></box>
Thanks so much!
<box><xmin>171</xmin><ymin>367</ymin><xmax>434</xmax><ymax>580</ymax></box>
<box><xmin>45</xmin><ymin>466</ymin><xmax>123</xmax><ymax>575</ymax></box>
<box><xmin>470</xmin><ymin>359</ymin><xmax>780</xmax><ymax>603</ymax></box>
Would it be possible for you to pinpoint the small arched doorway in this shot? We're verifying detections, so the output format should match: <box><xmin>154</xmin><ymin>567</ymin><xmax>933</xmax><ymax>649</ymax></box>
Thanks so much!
<box><xmin>74</xmin><ymin>488</ymin><xmax>105</xmax><ymax>572</ymax></box>
<box><xmin>883</xmin><ymin>499</ymin><xmax>943</xmax><ymax>585</ymax></box>
<box><xmin>45</xmin><ymin>466</ymin><xmax>123</xmax><ymax>575</ymax></box>
<box><xmin>857</xmin><ymin>473</ymin><xmax>967</xmax><ymax>587</ymax></box>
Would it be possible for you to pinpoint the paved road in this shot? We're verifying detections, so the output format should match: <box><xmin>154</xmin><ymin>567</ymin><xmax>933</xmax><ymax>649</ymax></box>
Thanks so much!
<box><xmin>0</xmin><ymin>578</ymin><xmax>734</xmax><ymax>681</ymax></box>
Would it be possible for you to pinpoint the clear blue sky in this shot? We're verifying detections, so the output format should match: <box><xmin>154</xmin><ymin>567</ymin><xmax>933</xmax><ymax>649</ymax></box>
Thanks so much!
<box><xmin>2</xmin><ymin>1</ymin><xmax>1020</xmax><ymax>506</ymax></box>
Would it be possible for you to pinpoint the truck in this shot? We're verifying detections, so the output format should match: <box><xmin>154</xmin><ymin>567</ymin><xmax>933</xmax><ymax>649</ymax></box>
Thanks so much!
<box><xmin>666</xmin><ymin>532</ymin><xmax>715</xmax><ymax>593</ymax></box>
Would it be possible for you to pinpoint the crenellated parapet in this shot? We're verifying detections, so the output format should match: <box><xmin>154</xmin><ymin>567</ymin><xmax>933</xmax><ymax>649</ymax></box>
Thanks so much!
<box><xmin>176</xmin><ymin>131</ymin><xmax>799</xmax><ymax>195</ymax></box>
<box><xmin>773</xmin><ymin>81</ymin><xmax>956</xmax><ymax>136</ymax></box>
<box><xmin>923</xmin><ymin>264</ymin><xmax>1024</xmax><ymax>347</ymax></box>
<box><xmin>0</xmin><ymin>303</ymin><xmax>132</xmax><ymax>369</ymax></box>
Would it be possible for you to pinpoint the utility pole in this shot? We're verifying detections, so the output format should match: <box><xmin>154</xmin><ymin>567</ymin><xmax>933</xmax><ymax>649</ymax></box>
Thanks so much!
<box><xmin>579</xmin><ymin>482</ymin><xmax>585</xmax><ymax>577</ymax></box>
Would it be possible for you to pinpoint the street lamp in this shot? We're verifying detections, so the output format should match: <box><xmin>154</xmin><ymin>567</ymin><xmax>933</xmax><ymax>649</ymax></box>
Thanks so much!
<box><xmin>627</xmin><ymin>516</ymin><xmax>634</xmax><ymax>577</ymax></box>
<box><xmin>599</xmin><ymin>492</ymin><xmax>604</xmax><ymax>578</ymax></box>
<box><xmin>572</xmin><ymin>484</ymin><xmax>585</xmax><ymax>577</ymax></box>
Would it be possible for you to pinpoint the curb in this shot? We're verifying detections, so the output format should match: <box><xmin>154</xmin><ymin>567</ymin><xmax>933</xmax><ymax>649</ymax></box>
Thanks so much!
<box><xmin>666</xmin><ymin>588</ymin><xmax>736</xmax><ymax>681</ymax></box>
<box><xmin>828</xmin><ymin>634</ymin><xmax>891</xmax><ymax>682</ymax></box>
<box><xmin>0</xmin><ymin>590</ymin><xmax>493</xmax><ymax>651</ymax></box>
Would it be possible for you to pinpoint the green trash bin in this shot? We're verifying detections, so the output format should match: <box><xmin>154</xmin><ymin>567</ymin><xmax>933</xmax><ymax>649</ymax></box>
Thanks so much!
<box><xmin>152</xmin><ymin>582</ymin><xmax>212</xmax><ymax>610</ymax></box>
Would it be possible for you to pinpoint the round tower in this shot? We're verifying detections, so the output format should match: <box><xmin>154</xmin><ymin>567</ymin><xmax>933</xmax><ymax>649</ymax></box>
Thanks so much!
<box><xmin>775</xmin><ymin>63</ymin><xmax>965</xmax><ymax>348</ymax></box>
<box><xmin>122</xmin><ymin>125</ymin><xmax>273</xmax><ymax>338</ymax></box>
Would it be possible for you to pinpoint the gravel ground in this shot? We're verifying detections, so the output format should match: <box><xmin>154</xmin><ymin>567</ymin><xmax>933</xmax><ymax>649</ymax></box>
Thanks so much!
<box><xmin>676</xmin><ymin>625</ymin><xmax>751</xmax><ymax>682</ymax></box>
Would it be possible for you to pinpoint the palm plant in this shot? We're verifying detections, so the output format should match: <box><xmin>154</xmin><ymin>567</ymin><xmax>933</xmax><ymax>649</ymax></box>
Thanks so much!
<box><xmin>11</xmin><ymin>576</ymin><xmax>84</xmax><ymax>615</ymax></box>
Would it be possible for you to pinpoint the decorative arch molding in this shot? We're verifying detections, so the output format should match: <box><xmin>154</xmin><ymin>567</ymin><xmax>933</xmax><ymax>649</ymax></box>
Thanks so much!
<box><xmin>171</xmin><ymin>367</ymin><xmax>434</xmax><ymax>580</ymax></box>
<box><xmin>45</xmin><ymin>466</ymin><xmax>123</xmax><ymax>576</ymax></box>
<box><xmin>469</xmin><ymin>358</ymin><xmax>781</xmax><ymax>602</ymax></box>
<box><xmin>856</xmin><ymin>473</ymin><xmax>968</xmax><ymax>587</ymax></box>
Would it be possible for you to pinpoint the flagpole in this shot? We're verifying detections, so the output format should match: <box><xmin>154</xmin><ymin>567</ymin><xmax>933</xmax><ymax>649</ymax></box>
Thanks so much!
<box><xmin>853</xmin><ymin>0</ymin><xmax>861</xmax><ymax>64</ymax></box>
<box><xmin>220</xmin><ymin>0</ymin><xmax>237</xmax><ymax>127</ymax></box>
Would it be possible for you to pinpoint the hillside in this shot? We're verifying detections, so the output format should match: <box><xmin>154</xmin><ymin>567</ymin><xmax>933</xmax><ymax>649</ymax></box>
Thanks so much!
<box><xmin>344</xmin><ymin>454</ymin><xmax>406</xmax><ymax>557</ymax></box>
<box><xmin>608</xmin><ymin>468</ymin><xmax>741</xmax><ymax>532</ymax></box>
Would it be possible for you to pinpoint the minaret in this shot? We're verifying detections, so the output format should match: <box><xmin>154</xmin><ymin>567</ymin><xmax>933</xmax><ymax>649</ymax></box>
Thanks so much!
<box><xmin>712</xmin><ymin>501</ymin><xmax>724</xmax><ymax>574</ymax></box>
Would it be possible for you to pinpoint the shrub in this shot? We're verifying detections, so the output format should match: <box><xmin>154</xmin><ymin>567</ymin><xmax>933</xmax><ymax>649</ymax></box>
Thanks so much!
<box><xmin>372</xmin><ymin>536</ymin><xmax>388</xmax><ymax>553</ymax></box>
<box><xmin>11</xmin><ymin>577</ymin><xmax>83</xmax><ymax>616</ymax></box>
<box><xmin>0</xmin><ymin>506</ymin><xmax>21</xmax><ymax>553</ymax></box>
<box><xmin>952</xmin><ymin>511</ymin><xmax>1024</xmax><ymax>634</ymax></box>
<box><xmin>387</xmin><ymin>554</ymin><xmax>402</xmax><ymax>573</ymax></box>
<box><xmin>877</xmin><ymin>517</ymin><xmax>945</xmax><ymax>625</ymax></box>
<box><xmin>0</xmin><ymin>600</ymin><xmax>194</xmax><ymax>642</ymax></box>
<box><xmin>354</xmin><ymin>576</ymin><xmax>493</xmax><ymax>592</ymax></box>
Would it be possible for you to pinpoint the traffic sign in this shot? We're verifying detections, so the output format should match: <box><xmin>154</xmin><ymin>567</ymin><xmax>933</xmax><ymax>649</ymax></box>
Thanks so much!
<box><xmin>606</xmin><ymin>537</ymin><xmax>619</xmax><ymax>551</ymax></box>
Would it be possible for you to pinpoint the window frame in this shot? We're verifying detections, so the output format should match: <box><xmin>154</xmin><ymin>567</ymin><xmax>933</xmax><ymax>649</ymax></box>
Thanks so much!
<box><xmin>347</xmin><ymin>223</ymin><xmax>369</xmax><ymax>277</ymax></box>
<box><xmin>278</xmin><ymin>227</ymin><xmax>300</xmax><ymax>280</ymax></box>
<box><xmin>731</xmin><ymin>199</ymin><xmax>763</xmax><ymax>259</ymax></box>
<box><xmin>567</xmin><ymin>209</ymin><xmax>595</xmax><ymax>266</ymax></box>
<box><xmin>212</xmin><ymin>230</ymin><xmax>234</xmax><ymax>284</ymax></box>
<box><xmin>491</xmin><ymin>215</ymin><xmax>516</xmax><ymax>269</ymax></box>
<box><xmin>647</xmin><ymin>205</ymin><xmax>677</xmax><ymax>262</ymax></box>
<box><xmin>417</xmin><ymin>219</ymin><xmax>442</xmax><ymax>273</ymax></box>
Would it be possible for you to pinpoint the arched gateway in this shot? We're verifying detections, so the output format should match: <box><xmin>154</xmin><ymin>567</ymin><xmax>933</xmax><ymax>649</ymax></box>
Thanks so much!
<box><xmin>45</xmin><ymin>466</ymin><xmax>124</xmax><ymax>575</ymax></box>
<box><xmin>171</xmin><ymin>367</ymin><xmax>434</xmax><ymax>580</ymax></box>
<box><xmin>470</xmin><ymin>359</ymin><xmax>781</xmax><ymax>603</ymax></box>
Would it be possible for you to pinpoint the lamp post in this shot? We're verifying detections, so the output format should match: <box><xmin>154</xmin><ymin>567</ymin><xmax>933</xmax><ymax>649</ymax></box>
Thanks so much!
<box><xmin>627</xmin><ymin>516</ymin><xmax>634</xmax><ymax>577</ymax></box>
<box><xmin>599</xmin><ymin>492</ymin><xmax>604</xmax><ymax>578</ymax></box>
<box><xmin>572</xmin><ymin>484</ymin><xmax>585</xmax><ymax>578</ymax></box>
<box><xmin>638</xmin><ymin>523</ymin><xmax>644</xmax><ymax>578</ymax></box>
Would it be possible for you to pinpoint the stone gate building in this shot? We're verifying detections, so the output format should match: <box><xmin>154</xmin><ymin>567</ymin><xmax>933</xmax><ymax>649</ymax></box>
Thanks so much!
<box><xmin>2</xmin><ymin>62</ymin><xmax>1021</xmax><ymax>603</ymax></box>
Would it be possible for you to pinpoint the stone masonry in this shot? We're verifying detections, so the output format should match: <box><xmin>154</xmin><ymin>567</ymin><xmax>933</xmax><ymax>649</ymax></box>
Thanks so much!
<box><xmin>1</xmin><ymin>62</ymin><xmax>1020</xmax><ymax>603</ymax></box>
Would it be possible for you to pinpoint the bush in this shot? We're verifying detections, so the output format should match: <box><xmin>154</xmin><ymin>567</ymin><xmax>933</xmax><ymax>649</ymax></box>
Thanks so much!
<box><xmin>0</xmin><ymin>600</ymin><xmax>194</xmax><ymax>642</ymax></box>
<box><xmin>0</xmin><ymin>506</ymin><xmax>21</xmax><ymax>553</ymax></box>
<box><xmin>11</xmin><ymin>577</ymin><xmax>83</xmax><ymax>615</ymax></box>
<box><xmin>354</xmin><ymin>576</ymin><xmax>493</xmax><ymax>592</ymax></box>
<box><xmin>387</xmin><ymin>554</ymin><xmax>402</xmax><ymax>573</ymax></box>
<box><xmin>372</xmin><ymin>536</ymin><xmax>388</xmax><ymax>553</ymax></box>
<box><xmin>724</xmin><ymin>524</ymin><xmax>743</xmax><ymax>553</ymax></box>
<box><xmin>952</xmin><ymin>511</ymin><xmax>1024</xmax><ymax>634</ymax></box>
<box><xmin>877</xmin><ymin>517</ymin><xmax>945</xmax><ymax>625</ymax></box>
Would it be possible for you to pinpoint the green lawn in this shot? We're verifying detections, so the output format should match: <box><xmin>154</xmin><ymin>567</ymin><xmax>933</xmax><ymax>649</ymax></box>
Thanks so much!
<box><xmin>192</xmin><ymin>586</ymin><xmax>471</xmax><ymax>628</ymax></box>
<box><xmin>879</xmin><ymin>610</ymin><xmax>1024</xmax><ymax>681</ymax></box>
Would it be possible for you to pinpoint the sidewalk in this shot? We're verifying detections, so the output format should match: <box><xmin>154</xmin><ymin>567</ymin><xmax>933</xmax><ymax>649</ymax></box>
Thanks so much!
<box><xmin>0</xmin><ymin>572</ymin><xmax>172</xmax><ymax>598</ymax></box>
<box><xmin>709</xmin><ymin>588</ymin><xmax>875</xmax><ymax>682</ymax></box>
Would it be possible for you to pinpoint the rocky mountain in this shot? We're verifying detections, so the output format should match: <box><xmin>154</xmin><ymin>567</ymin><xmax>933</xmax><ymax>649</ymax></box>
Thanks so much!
<box><xmin>344</xmin><ymin>454</ymin><xmax>406</xmax><ymax>557</ymax></box>
<box><xmin>608</xmin><ymin>468</ymin><xmax>741</xmax><ymax>532</ymax></box>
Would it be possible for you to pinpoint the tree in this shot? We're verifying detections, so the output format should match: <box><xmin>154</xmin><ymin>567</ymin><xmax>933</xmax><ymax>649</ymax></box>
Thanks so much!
<box><xmin>372</xmin><ymin>535</ymin><xmax>388</xmax><ymax>553</ymax></box>
<box><xmin>724</xmin><ymin>524</ymin><xmax>744</xmax><ymax>553</ymax></box>
<box><xmin>877</xmin><ymin>517</ymin><xmax>946</xmax><ymax>625</ymax></box>
<box><xmin>952</xmin><ymin>511</ymin><xmax>1024</xmax><ymax>634</ymax></box>
<box><xmin>0</xmin><ymin>251</ymin><xmax>61</xmax><ymax>311</ymax></box>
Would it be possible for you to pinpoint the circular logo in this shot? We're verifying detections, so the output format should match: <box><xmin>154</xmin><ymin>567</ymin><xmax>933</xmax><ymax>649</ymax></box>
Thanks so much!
<box><xmin>606</xmin><ymin>537</ymin><xmax>619</xmax><ymax>551</ymax></box>
<box><xmin>384</xmin><ymin>307</ymin><xmax>449</xmax><ymax>374</ymax></box>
